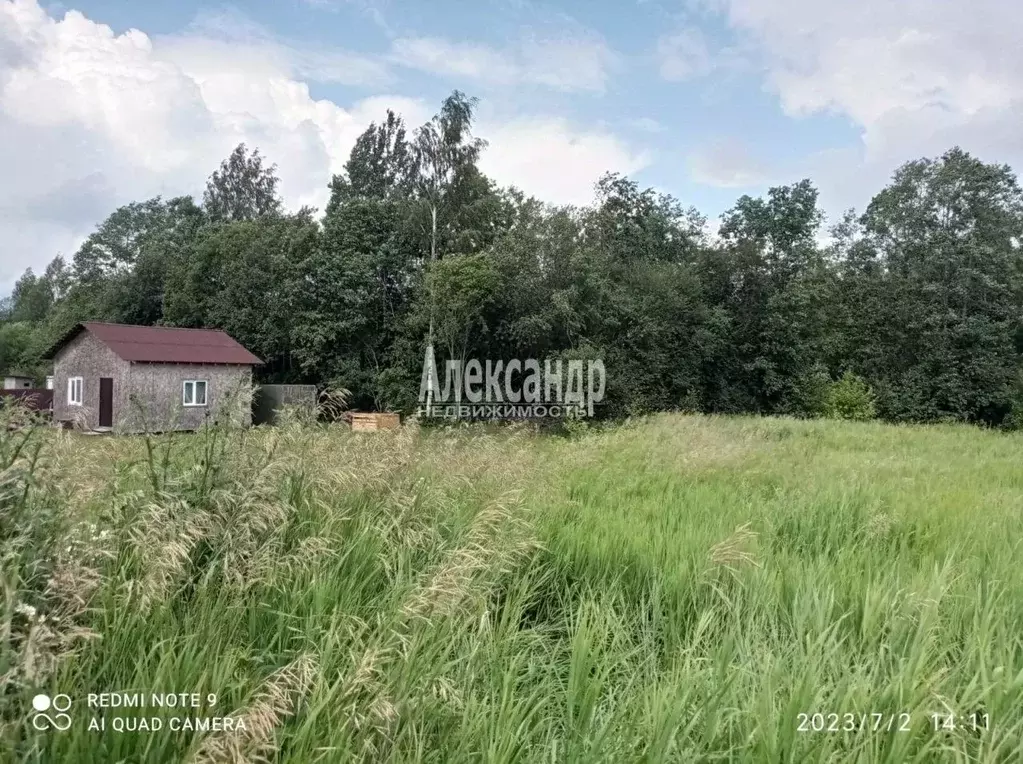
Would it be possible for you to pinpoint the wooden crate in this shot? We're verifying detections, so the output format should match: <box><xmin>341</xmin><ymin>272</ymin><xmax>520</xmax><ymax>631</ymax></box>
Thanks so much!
<box><xmin>350</xmin><ymin>412</ymin><xmax>401</xmax><ymax>432</ymax></box>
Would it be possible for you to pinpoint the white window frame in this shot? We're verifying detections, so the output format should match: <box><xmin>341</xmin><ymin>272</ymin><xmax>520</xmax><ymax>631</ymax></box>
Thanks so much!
<box><xmin>68</xmin><ymin>376</ymin><xmax>83</xmax><ymax>406</ymax></box>
<box><xmin>182</xmin><ymin>380</ymin><xmax>208</xmax><ymax>407</ymax></box>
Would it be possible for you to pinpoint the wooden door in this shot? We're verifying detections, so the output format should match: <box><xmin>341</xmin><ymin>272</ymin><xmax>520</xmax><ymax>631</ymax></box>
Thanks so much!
<box><xmin>98</xmin><ymin>378</ymin><xmax>113</xmax><ymax>428</ymax></box>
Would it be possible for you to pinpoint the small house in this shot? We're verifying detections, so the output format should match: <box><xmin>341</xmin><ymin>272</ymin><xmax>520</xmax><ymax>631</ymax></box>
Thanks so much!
<box><xmin>4</xmin><ymin>375</ymin><xmax>34</xmax><ymax>389</ymax></box>
<box><xmin>43</xmin><ymin>322</ymin><xmax>263</xmax><ymax>432</ymax></box>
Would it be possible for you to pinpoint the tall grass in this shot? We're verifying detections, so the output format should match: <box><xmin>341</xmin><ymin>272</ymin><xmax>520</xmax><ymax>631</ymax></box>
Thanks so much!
<box><xmin>2</xmin><ymin>407</ymin><xmax>1023</xmax><ymax>762</ymax></box>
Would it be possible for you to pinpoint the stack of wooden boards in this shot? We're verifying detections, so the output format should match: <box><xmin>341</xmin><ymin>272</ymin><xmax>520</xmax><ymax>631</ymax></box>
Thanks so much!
<box><xmin>350</xmin><ymin>412</ymin><xmax>401</xmax><ymax>431</ymax></box>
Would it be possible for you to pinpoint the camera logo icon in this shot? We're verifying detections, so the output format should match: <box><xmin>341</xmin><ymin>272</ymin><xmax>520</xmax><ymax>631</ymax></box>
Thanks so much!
<box><xmin>31</xmin><ymin>694</ymin><xmax>72</xmax><ymax>731</ymax></box>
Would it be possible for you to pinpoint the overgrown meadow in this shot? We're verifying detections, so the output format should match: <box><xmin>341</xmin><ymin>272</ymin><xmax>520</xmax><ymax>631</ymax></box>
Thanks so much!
<box><xmin>3</xmin><ymin>406</ymin><xmax>1023</xmax><ymax>762</ymax></box>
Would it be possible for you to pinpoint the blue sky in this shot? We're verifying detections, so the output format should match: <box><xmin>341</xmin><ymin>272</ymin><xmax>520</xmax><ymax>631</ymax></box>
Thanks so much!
<box><xmin>2</xmin><ymin>0</ymin><xmax>1021</xmax><ymax>284</ymax></box>
<box><xmin>56</xmin><ymin>0</ymin><xmax>859</xmax><ymax>210</ymax></box>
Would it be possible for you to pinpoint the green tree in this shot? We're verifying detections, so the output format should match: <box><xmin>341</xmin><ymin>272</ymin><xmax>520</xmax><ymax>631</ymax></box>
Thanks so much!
<box><xmin>292</xmin><ymin>197</ymin><xmax>409</xmax><ymax>409</ymax></box>
<box><xmin>203</xmin><ymin>144</ymin><xmax>282</xmax><ymax>223</ymax></box>
<box><xmin>294</xmin><ymin>114</ymin><xmax>422</xmax><ymax>410</ymax></box>
<box><xmin>590</xmin><ymin>173</ymin><xmax>706</xmax><ymax>265</ymax></box>
<box><xmin>68</xmin><ymin>196</ymin><xmax>206</xmax><ymax>326</ymax></box>
<box><xmin>861</xmin><ymin>147</ymin><xmax>1023</xmax><ymax>423</ymax></box>
<box><xmin>333</xmin><ymin>110</ymin><xmax>412</xmax><ymax>202</ymax></box>
<box><xmin>711</xmin><ymin>179</ymin><xmax>830</xmax><ymax>413</ymax></box>
<box><xmin>8</xmin><ymin>270</ymin><xmax>53</xmax><ymax>323</ymax></box>
<box><xmin>72</xmin><ymin>198</ymin><xmax>186</xmax><ymax>282</ymax></box>
<box><xmin>408</xmin><ymin>91</ymin><xmax>489</xmax><ymax>408</ymax></box>
<box><xmin>0</xmin><ymin>322</ymin><xmax>35</xmax><ymax>376</ymax></box>
<box><xmin>423</xmin><ymin>253</ymin><xmax>501</xmax><ymax>364</ymax></box>
<box><xmin>580</xmin><ymin>177</ymin><xmax>712</xmax><ymax>415</ymax></box>
<box><xmin>164</xmin><ymin>212</ymin><xmax>316</xmax><ymax>379</ymax></box>
<box><xmin>485</xmin><ymin>197</ymin><xmax>589</xmax><ymax>360</ymax></box>
<box><xmin>720</xmin><ymin>179</ymin><xmax>824</xmax><ymax>282</ymax></box>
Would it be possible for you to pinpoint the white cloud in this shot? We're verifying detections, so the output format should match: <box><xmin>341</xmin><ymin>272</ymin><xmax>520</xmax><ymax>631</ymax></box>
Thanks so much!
<box><xmin>689</xmin><ymin>137</ymin><xmax>770</xmax><ymax>187</ymax></box>
<box><xmin>0</xmin><ymin>0</ymin><xmax>643</xmax><ymax>286</ymax></box>
<box><xmin>479</xmin><ymin>117</ymin><xmax>650</xmax><ymax>206</ymax></box>
<box><xmin>176</xmin><ymin>7</ymin><xmax>392</xmax><ymax>87</ymax></box>
<box><xmin>391</xmin><ymin>31</ymin><xmax>617</xmax><ymax>93</ymax></box>
<box><xmin>391</xmin><ymin>37</ymin><xmax>520</xmax><ymax>85</ymax></box>
<box><xmin>0</xmin><ymin>0</ymin><xmax>415</xmax><ymax>288</ymax></box>
<box><xmin>717</xmin><ymin>0</ymin><xmax>1023</xmax><ymax>129</ymax></box>
<box><xmin>711</xmin><ymin>0</ymin><xmax>1023</xmax><ymax>211</ymax></box>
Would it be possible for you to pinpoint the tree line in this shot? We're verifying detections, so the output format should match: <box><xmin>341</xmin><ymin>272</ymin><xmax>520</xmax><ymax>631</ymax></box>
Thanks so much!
<box><xmin>5</xmin><ymin>91</ymin><xmax>1023</xmax><ymax>427</ymax></box>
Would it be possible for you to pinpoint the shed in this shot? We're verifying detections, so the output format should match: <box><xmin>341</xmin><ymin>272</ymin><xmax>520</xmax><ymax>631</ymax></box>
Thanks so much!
<box><xmin>43</xmin><ymin>322</ymin><xmax>263</xmax><ymax>432</ymax></box>
<box><xmin>4</xmin><ymin>375</ymin><xmax>34</xmax><ymax>389</ymax></box>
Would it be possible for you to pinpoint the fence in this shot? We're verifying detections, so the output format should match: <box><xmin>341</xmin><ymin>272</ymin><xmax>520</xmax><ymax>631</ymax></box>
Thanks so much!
<box><xmin>0</xmin><ymin>389</ymin><xmax>53</xmax><ymax>416</ymax></box>
<box><xmin>253</xmin><ymin>385</ymin><xmax>317</xmax><ymax>425</ymax></box>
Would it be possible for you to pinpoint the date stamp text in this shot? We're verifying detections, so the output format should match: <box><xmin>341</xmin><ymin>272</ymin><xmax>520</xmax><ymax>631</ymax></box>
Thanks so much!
<box><xmin>796</xmin><ymin>712</ymin><xmax>913</xmax><ymax>733</ymax></box>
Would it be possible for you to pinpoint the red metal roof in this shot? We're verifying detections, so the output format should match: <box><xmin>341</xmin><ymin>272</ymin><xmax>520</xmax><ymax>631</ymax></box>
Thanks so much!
<box><xmin>45</xmin><ymin>322</ymin><xmax>263</xmax><ymax>365</ymax></box>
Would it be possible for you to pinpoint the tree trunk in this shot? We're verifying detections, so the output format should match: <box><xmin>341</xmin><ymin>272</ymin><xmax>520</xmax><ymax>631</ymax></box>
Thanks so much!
<box><xmin>425</xmin><ymin>204</ymin><xmax>438</xmax><ymax>409</ymax></box>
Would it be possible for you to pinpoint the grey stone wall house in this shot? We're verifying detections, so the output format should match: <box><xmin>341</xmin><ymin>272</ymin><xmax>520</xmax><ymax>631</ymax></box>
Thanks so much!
<box><xmin>43</xmin><ymin>322</ymin><xmax>263</xmax><ymax>433</ymax></box>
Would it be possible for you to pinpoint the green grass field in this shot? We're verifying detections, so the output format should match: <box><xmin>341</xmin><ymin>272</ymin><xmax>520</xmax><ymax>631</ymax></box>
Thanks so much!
<box><xmin>4</xmin><ymin>412</ymin><xmax>1023</xmax><ymax>762</ymax></box>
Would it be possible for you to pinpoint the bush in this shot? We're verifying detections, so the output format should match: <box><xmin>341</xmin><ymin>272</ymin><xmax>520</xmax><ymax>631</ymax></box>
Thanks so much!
<box><xmin>561</xmin><ymin>406</ymin><xmax>591</xmax><ymax>437</ymax></box>
<box><xmin>824</xmin><ymin>371</ymin><xmax>877</xmax><ymax>421</ymax></box>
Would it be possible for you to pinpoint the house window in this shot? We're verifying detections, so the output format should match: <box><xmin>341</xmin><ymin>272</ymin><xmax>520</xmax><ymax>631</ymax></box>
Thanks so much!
<box><xmin>183</xmin><ymin>380</ymin><xmax>208</xmax><ymax>407</ymax></box>
<box><xmin>68</xmin><ymin>377</ymin><xmax>83</xmax><ymax>406</ymax></box>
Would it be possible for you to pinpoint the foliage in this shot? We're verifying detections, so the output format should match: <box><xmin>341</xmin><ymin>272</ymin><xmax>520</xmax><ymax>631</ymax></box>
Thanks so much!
<box><xmin>824</xmin><ymin>370</ymin><xmax>877</xmax><ymax>420</ymax></box>
<box><xmin>793</xmin><ymin>362</ymin><xmax>832</xmax><ymax>417</ymax></box>
<box><xmin>0</xmin><ymin>322</ymin><xmax>35</xmax><ymax>378</ymax></box>
<box><xmin>164</xmin><ymin>212</ymin><xmax>316</xmax><ymax>379</ymax></box>
<box><xmin>1004</xmin><ymin>370</ymin><xmax>1023</xmax><ymax>430</ymax></box>
<box><xmin>202</xmin><ymin>143</ymin><xmax>283</xmax><ymax>223</ymax></box>
<box><xmin>333</xmin><ymin>109</ymin><xmax>412</xmax><ymax>202</ymax></box>
<box><xmin>1</xmin><ymin>92</ymin><xmax>1022</xmax><ymax>429</ymax></box>
<box><xmin>423</xmin><ymin>253</ymin><xmax>501</xmax><ymax>362</ymax></box>
<box><xmin>859</xmin><ymin>148</ymin><xmax>1023</xmax><ymax>424</ymax></box>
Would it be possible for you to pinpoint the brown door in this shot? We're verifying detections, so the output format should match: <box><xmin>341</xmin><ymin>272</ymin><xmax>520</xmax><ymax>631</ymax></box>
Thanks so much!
<box><xmin>98</xmin><ymin>378</ymin><xmax>113</xmax><ymax>428</ymax></box>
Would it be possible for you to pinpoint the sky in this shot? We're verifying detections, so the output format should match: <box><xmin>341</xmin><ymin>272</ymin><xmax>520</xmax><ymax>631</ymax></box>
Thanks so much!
<box><xmin>1</xmin><ymin>0</ymin><xmax>1022</xmax><ymax>287</ymax></box>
